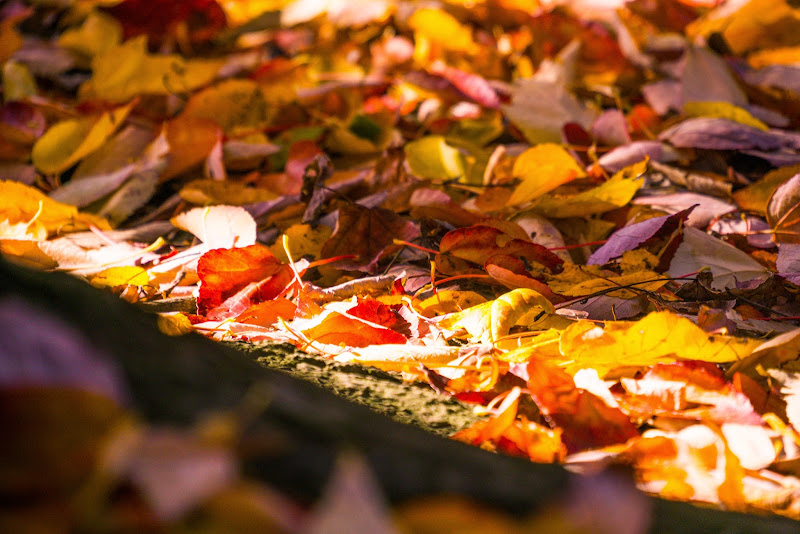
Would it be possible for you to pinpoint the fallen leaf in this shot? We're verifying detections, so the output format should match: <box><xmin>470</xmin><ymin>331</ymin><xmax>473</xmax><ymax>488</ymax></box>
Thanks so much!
<box><xmin>526</xmin><ymin>358</ymin><xmax>639</xmax><ymax>453</ymax></box>
<box><xmin>321</xmin><ymin>204</ymin><xmax>419</xmax><ymax>271</ymax></box>
<box><xmin>558</xmin><ymin>311</ymin><xmax>761</xmax><ymax>377</ymax></box>
<box><xmin>196</xmin><ymin>244</ymin><xmax>294</xmax><ymax>318</ymax></box>
<box><xmin>171</xmin><ymin>205</ymin><xmax>257</xmax><ymax>250</ymax></box>
<box><xmin>0</xmin><ymin>180</ymin><xmax>110</xmax><ymax>239</ymax></box>
<box><xmin>667</xmin><ymin>227</ymin><xmax>770</xmax><ymax>289</ymax></box>
<box><xmin>404</xmin><ymin>135</ymin><xmax>465</xmax><ymax>180</ymax></box>
<box><xmin>32</xmin><ymin>102</ymin><xmax>134</xmax><ymax>175</ymax></box>
<box><xmin>507</xmin><ymin>143</ymin><xmax>586</xmax><ymax>206</ymax></box>
<box><xmin>438</xmin><ymin>288</ymin><xmax>555</xmax><ymax>343</ymax></box>
<box><xmin>79</xmin><ymin>36</ymin><xmax>222</xmax><ymax>103</ymax></box>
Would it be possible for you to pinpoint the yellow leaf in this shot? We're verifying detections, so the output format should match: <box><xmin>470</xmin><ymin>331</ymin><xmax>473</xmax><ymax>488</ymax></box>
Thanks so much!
<box><xmin>57</xmin><ymin>11</ymin><xmax>121</xmax><ymax>58</ymax></box>
<box><xmin>559</xmin><ymin>270</ymin><xmax>668</xmax><ymax>299</ymax></box>
<box><xmin>0</xmin><ymin>240</ymin><xmax>58</xmax><ymax>269</ymax></box>
<box><xmin>32</xmin><ymin>102</ymin><xmax>133</xmax><ymax>175</ymax></box>
<box><xmin>438</xmin><ymin>288</ymin><xmax>554</xmax><ymax>343</ymax></box>
<box><xmin>90</xmin><ymin>266</ymin><xmax>150</xmax><ymax>288</ymax></box>
<box><xmin>0</xmin><ymin>180</ymin><xmax>110</xmax><ymax>238</ymax></box>
<box><xmin>219</xmin><ymin>0</ymin><xmax>291</xmax><ymax>25</ymax></box>
<box><xmin>687</xmin><ymin>0</ymin><xmax>800</xmax><ymax>56</ymax></box>
<box><xmin>507</xmin><ymin>143</ymin><xmax>586</xmax><ymax>206</ymax></box>
<box><xmin>178</xmin><ymin>179</ymin><xmax>278</xmax><ymax>205</ymax></box>
<box><xmin>683</xmin><ymin>101</ymin><xmax>768</xmax><ymax>131</ymax></box>
<box><xmin>269</xmin><ymin>223</ymin><xmax>333</xmax><ymax>263</ymax></box>
<box><xmin>495</xmin><ymin>329</ymin><xmax>562</xmax><ymax>361</ymax></box>
<box><xmin>531</xmin><ymin>158</ymin><xmax>646</xmax><ymax>218</ymax></box>
<box><xmin>417</xmin><ymin>290</ymin><xmax>488</xmax><ymax>317</ymax></box>
<box><xmin>157</xmin><ymin>313</ymin><xmax>194</xmax><ymax>336</ymax></box>
<box><xmin>559</xmin><ymin>311</ymin><xmax>761</xmax><ymax>377</ymax></box>
<box><xmin>748</xmin><ymin>45</ymin><xmax>800</xmax><ymax>68</ymax></box>
<box><xmin>182</xmin><ymin>79</ymin><xmax>269</xmax><ymax>136</ymax></box>
<box><xmin>408</xmin><ymin>8</ymin><xmax>478</xmax><ymax>54</ymax></box>
<box><xmin>325</xmin><ymin>113</ymin><xmax>394</xmax><ymax>155</ymax></box>
<box><xmin>404</xmin><ymin>136</ymin><xmax>465</xmax><ymax>180</ymax></box>
<box><xmin>732</xmin><ymin>164</ymin><xmax>800</xmax><ymax>215</ymax></box>
<box><xmin>2</xmin><ymin>60</ymin><xmax>37</xmax><ymax>102</ymax></box>
<box><xmin>79</xmin><ymin>36</ymin><xmax>222</xmax><ymax>103</ymax></box>
<box><xmin>336</xmin><ymin>344</ymin><xmax>461</xmax><ymax>372</ymax></box>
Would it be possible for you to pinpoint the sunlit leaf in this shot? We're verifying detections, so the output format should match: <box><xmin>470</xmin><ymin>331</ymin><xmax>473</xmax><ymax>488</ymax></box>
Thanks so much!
<box><xmin>526</xmin><ymin>358</ymin><xmax>639</xmax><ymax>453</ymax></box>
<box><xmin>300</xmin><ymin>310</ymin><xmax>408</xmax><ymax>347</ymax></box>
<box><xmin>172</xmin><ymin>205</ymin><xmax>256</xmax><ymax>250</ymax></box>
<box><xmin>32</xmin><ymin>102</ymin><xmax>134</xmax><ymax>175</ymax></box>
<box><xmin>507</xmin><ymin>143</ymin><xmax>586</xmax><ymax>206</ymax></box>
<box><xmin>0</xmin><ymin>180</ymin><xmax>110</xmax><ymax>238</ymax></box>
<box><xmin>666</xmin><ymin>227</ymin><xmax>770</xmax><ymax>288</ymax></box>
<box><xmin>196</xmin><ymin>244</ymin><xmax>294</xmax><ymax>318</ymax></box>
<box><xmin>438</xmin><ymin>288</ymin><xmax>554</xmax><ymax>343</ymax></box>
<box><xmin>269</xmin><ymin>223</ymin><xmax>333</xmax><ymax>263</ymax></box>
<box><xmin>530</xmin><ymin>158</ymin><xmax>646</xmax><ymax>218</ymax></box>
<box><xmin>408</xmin><ymin>8</ymin><xmax>478</xmax><ymax>54</ymax></box>
<box><xmin>418</xmin><ymin>290</ymin><xmax>488</xmax><ymax>317</ymax></box>
<box><xmin>90</xmin><ymin>266</ymin><xmax>150</xmax><ymax>288</ymax></box>
<box><xmin>57</xmin><ymin>10</ymin><xmax>122</xmax><ymax>58</ymax></box>
<box><xmin>404</xmin><ymin>135</ymin><xmax>465</xmax><ymax>180</ymax></box>
<box><xmin>558</xmin><ymin>311</ymin><xmax>761</xmax><ymax>377</ymax></box>
<box><xmin>79</xmin><ymin>36</ymin><xmax>222</xmax><ymax>103</ymax></box>
<box><xmin>683</xmin><ymin>101</ymin><xmax>768</xmax><ymax>131</ymax></box>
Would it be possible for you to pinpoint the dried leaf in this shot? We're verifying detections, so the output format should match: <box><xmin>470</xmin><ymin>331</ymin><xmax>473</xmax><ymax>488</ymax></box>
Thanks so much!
<box><xmin>438</xmin><ymin>288</ymin><xmax>554</xmax><ymax>343</ymax></box>
<box><xmin>507</xmin><ymin>143</ymin><xmax>586</xmax><ymax>206</ymax></box>
<box><xmin>32</xmin><ymin>102</ymin><xmax>133</xmax><ymax>175</ymax></box>
<box><xmin>79</xmin><ymin>36</ymin><xmax>222</xmax><ymax>103</ymax></box>
<box><xmin>171</xmin><ymin>205</ymin><xmax>257</xmax><ymax>250</ymax></box>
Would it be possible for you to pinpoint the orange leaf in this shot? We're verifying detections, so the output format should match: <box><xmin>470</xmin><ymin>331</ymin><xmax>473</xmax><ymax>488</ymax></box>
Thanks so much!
<box><xmin>527</xmin><ymin>358</ymin><xmax>639</xmax><ymax>453</ymax></box>
<box><xmin>301</xmin><ymin>311</ymin><xmax>407</xmax><ymax>347</ymax></box>
<box><xmin>197</xmin><ymin>244</ymin><xmax>295</xmax><ymax>318</ymax></box>
<box><xmin>236</xmin><ymin>298</ymin><xmax>297</xmax><ymax>327</ymax></box>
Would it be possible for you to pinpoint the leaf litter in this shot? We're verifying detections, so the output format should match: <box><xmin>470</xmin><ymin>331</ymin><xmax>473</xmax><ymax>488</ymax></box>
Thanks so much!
<box><xmin>7</xmin><ymin>0</ymin><xmax>800</xmax><ymax>529</ymax></box>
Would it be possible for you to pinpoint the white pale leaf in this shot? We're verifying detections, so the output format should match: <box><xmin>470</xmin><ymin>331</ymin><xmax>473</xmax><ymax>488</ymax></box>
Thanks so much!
<box><xmin>666</xmin><ymin>227</ymin><xmax>768</xmax><ymax>289</ymax></box>
<box><xmin>171</xmin><ymin>205</ymin><xmax>256</xmax><ymax>250</ymax></box>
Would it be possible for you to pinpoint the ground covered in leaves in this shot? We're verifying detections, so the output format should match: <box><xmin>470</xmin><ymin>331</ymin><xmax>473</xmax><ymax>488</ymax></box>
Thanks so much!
<box><xmin>7</xmin><ymin>0</ymin><xmax>800</xmax><ymax>529</ymax></box>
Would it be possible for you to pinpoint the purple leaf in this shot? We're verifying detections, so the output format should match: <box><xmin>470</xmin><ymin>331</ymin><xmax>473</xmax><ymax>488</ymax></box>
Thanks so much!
<box><xmin>632</xmin><ymin>192</ymin><xmax>736</xmax><ymax>228</ymax></box>
<box><xmin>659</xmin><ymin>117</ymin><xmax>785</xmax><ymax>151</ymax></box>
<box><xmin>588</xmin><ymin>208</ymin><xmax>693</xmax><ymax>265</ymax></box>
<box><xmin>596</xmin><ymin>141</ymin><xmax>678</xmax><ymax>173</ymax></box>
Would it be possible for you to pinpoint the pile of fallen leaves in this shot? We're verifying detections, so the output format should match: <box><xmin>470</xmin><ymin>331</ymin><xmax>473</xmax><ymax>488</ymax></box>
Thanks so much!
<box><xmin>6</xmin><ymin>0</ymin><xmax>800</xmax><ymax>526</ymax></box>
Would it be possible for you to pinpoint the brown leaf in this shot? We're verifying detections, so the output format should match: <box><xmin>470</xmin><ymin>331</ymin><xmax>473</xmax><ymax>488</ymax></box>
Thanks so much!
<box><xmin>321</xmin><ymin>204</ymin><xmax>419</xmax><ymax>271</ymax></box>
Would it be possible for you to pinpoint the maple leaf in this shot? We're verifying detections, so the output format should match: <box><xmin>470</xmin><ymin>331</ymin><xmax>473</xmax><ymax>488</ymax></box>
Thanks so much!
<box><xmin>196</xmin><ymin>244</ymin><xmax>296</xmax><ymax>319</ymax></box>
<box><xmin>321</xmin><ymin>204</ymin><xmax>419</xmax><ymax>271</ymax></box>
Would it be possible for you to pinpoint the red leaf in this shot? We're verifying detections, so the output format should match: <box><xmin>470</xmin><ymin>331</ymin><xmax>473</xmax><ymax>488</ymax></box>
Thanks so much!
<box><xmin>429</xmin><ymin>61</ymin><xmax>501</xmax><ymax>109</ymax></box>
<box><xmin>438</xmin><ymin>225</ymin><xmax>564</xmax><ymax>273</ymax></box>
<box><xmin>526</xmin><ymin>358</ymin><xmax>639</xmax><ymax>453</ymax></box>
<box><xmin>105</xmin><ymin>0</ymin><xmax>226</xmax><ymax>46</ymax></box>
<box><xmin>301</xmin><ymin>312</ymin><xmax>407</xmax><ymax>347</ymax></box>
<box><xmin>235</xmin><ymin>298</ymin><xmax>297</xmax><ymax>327</ymax></box>
<box><xmin>347</xmin><ymin>298</ymin><xmax>411</xmax><ymax>337</ymax></box>
<box><xmin>197</xmin><ymin>245</ymin><xmax>292</xmax><ymax>318</ymax></box>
